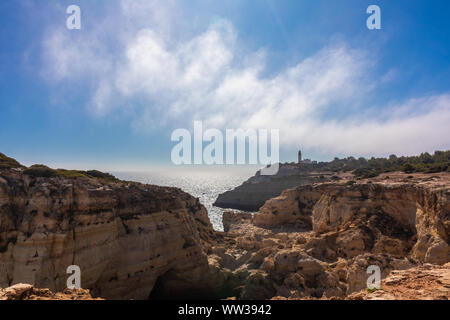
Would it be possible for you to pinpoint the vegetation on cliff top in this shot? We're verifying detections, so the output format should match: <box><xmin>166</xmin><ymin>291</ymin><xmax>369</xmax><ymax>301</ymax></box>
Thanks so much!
<box><xmin>23</xmin><ymin>165</ymin><xmax>119</xmax><ymax>182</ymax></box>
<box><xmin>0</xmin><ymin>152</ymin><xmax>26</xmax><ymax>169</ymax></box>
<box><xmin>3</xmin><ymin>150</ymin><xmax>450</xmax><ymax>181</ymax></box>
<box><xmin>1</xmin><ymin>153</ymin><xmax>118</xmax><ymax>182</ymax></box>
<box><xmin>293</xmin><ymin>150</ymin><xmax>450</xmax><ymax>178</ymax></box>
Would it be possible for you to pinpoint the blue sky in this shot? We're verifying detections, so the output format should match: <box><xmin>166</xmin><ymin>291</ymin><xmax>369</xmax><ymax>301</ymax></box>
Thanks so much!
<box><xmin>0</xmin><ymin>0</ymin><xmax>449</xmax><ymax>170</ymax></box>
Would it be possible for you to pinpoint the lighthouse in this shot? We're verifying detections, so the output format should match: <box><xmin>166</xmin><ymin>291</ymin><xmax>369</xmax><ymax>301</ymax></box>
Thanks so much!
<box><xmin>298</xmin><ymin>150</ymin><xmax>302</xmax><ymax>164</ymax></box>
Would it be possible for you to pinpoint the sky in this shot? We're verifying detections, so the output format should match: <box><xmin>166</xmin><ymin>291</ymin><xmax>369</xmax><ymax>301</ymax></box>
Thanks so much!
<box><xmin>0</xmin><ymin>0</ymin><xmax>449</xmax><ymax>170</ymax></box>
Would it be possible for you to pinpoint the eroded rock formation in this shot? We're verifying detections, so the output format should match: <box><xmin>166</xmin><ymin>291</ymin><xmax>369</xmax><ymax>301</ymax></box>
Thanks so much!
<box><xmin>0</xmin><ymin>166</ymin><xmax>216</xmax><ymax>300</ymax></box>
<box><xmin>1</xmin><ymin>153</ymin><xmax>448</xmax><ymax>300</ymax></box>
<box><xmin>209</xmin><ymin>173</ymin><xmax>449</xmax><ymax>299</ymax></box>
<box><xmin>214</xmin><ymin>164</ymin><xmax>333</xmax><ymax>211</ymax></box>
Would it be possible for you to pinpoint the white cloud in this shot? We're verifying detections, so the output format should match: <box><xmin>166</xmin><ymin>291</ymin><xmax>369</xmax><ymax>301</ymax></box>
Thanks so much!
<box><xmin>40</xmin><ymin>1</ymin><xmax>450</xmax><ymax>157</ymax></box>
<box><xmin>292</xmin><ymin>94</ymin><xmax>450</xmax><ymax>156</ymax></box>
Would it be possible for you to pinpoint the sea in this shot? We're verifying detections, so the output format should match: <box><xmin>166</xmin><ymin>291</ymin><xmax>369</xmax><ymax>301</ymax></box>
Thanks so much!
<box><xmin>112</xmin><ymin>166</ymin><xmax>259</xmax><ymax>231</ymax></box>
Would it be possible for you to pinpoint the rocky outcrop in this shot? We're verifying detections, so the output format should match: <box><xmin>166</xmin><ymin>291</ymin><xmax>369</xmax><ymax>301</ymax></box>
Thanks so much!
<box><xmin>254</xmin><ymin>185</ymin><xmax>322</xmax><ymax>229</ymax></box>
<box><xmin>256</xmin><ymin>177</ymin><xmax>449</xmax><ymax>264</ymax></box>
<box><xmin>209</xmin><ymin>173</ymin><xmax>450</xmax><ymax>299</ymax></box>
<box><xmin>0</xmin><ymin>283</ymin><xmax>100</xmax><ymax>300</ymax></box>
<box><xmin>348</xmin><ymin>263</ymin><xmax>450</xmax><ymax>300</ymax></box>
<box><xmin>214</xmin><ymin>164</ymin><xmax>333</xmax><ymax>211</ymax></box>
<box><xmin>0</xmin><ymin>166</ymin><xmax>216</xmax><ymax>300</ymax></box>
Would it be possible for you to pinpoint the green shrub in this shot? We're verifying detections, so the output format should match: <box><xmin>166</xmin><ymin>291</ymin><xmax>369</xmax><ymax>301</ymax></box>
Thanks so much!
<box><xmin>292</xmin><ymin>150</ymin><xmax>450</xmax><ymax>176</ymax></box>
<box><xmin>402</xmin><ymin>163</ymin><xmax>415</xmax><ymax>174</ymax></box>
<box><xmin>363</xmin><ymin>172</ymin><xmax>379</xmax><ymax>178</ymax></box>
<box><xmin>23</xmin><ymin>165</ymin><xmax>118</xmax><ymax>182</ymax></box>
<box><xmin>366</xmin><ymin>287</ymin><xmax>380</xmax><ymax>294</ymax></box>
<box><xmin>23</xmin><ymin>165</ymin><xmax>57</xmax><ymax>178</ymax></box>
<box><xmin>55</xmin><ymin>169</ymin><xmax>88</xmax><ymax>178</ymax></box>
<box><xmin>85</xmin><ymin>170</ymin><xmax>118</xmax><ymax>181</ymax></box>
<box><xmin>0</xmin><ymin>153</ymin><xmax>24</xmax><ymax>169</ymax></box>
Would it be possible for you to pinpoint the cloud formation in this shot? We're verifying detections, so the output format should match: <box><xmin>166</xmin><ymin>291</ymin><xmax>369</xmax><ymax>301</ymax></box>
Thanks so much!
<box><xmin>41</xmin><ymin>0</ymin><xmax>450</xmax><ymax>157</ymax></box>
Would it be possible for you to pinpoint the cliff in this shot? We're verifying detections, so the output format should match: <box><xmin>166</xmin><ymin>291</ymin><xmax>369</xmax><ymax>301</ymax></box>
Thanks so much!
<box><xmin>0</xmin><ymin>162</ymin><xmax>216</xmax><ymax>300</ymax></box>
<box><xmin>209</xmin><ymin>173</ymin><xmax>449</xmax><ymax>299</ymax></box>
<box><xmin>214</xmin><ymin>164</ymin><xmax>334</xmax><ymax>211</ymax></box>
<box><xmin>1</xmin><ymin>152</ymin><xmax>448</xmax><ymax>300</ymax></box>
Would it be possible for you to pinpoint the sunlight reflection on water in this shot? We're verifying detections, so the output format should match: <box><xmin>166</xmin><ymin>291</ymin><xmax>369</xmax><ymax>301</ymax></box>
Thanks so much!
<box><xmin>112</xmin><ymin>166</ymin><xmax>258</xmax><ymax>231</ymax></box>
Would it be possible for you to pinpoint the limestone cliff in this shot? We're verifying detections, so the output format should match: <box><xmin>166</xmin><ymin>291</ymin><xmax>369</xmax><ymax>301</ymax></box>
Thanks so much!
<box><xmin>214</xmin><ymin>164</ymin><xmax>333</xmax><ymax>211</ymax></box>
<box><xmin>1</xmin><ymin>153</ymin><xmax>448</xmax><ymax>300</ymax></box>
<box><xmin>210</xmin><ymin>173</ymin><xmax>449</xmax><ymax>299</ymax></box>
<box><xmin>0</xmin><ymin>165</ymin><xmax>216</xmax><ymax>300</ymax></box>
<box><xmin>256</xmin><ymin>178</ymin><xmax>449</xmax><ymax>264</ymax></box>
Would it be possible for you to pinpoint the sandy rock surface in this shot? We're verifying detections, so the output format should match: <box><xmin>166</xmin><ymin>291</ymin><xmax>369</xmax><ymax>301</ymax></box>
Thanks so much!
<box><xmin>0</xmin><ymin>167</ymin><xmax>216</xmax><ymax>300</ymax></box>
<box><xmin>0</xmin><ymin>283</ymin><xmax>100</xmax><ymax>300</ymax></box>
<box><xmin>209</xmin><ymin>173</ymin><xmax>449</xmax><ymax>299</ymax></box>
<box><xmin>348</xmin><ymin>263</ymin><xmax>450</xmax><ymax>300</ymax></box>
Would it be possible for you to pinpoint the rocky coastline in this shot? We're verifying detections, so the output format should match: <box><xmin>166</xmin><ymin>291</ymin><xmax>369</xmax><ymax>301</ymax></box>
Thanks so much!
<box><xmin>0</xmin><ymin>154</ymin><xmax>448</xmax><ymax>300</ymax></box>
<box><xmin>0</xmin><ymin>156</ymin><xmax>216</xmax><ymax>299</ymax></box>
<box><xmin>213</xmin><ymin>164</ymin><xmax>335</xmax><ymax>211</ymax></box>
<box><xmin>210</xmin><ymin>173</ymin><xmax>449</xmax><ymax>299</ymax></box>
